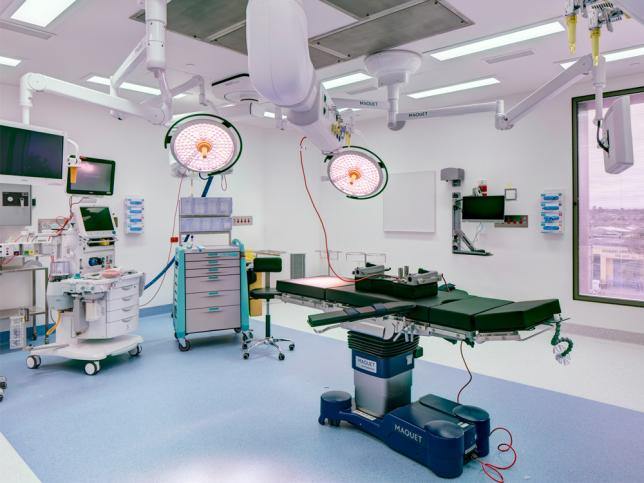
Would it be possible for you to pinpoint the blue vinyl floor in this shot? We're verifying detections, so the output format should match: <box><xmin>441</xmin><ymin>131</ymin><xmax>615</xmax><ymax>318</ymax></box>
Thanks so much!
<box><xmin>0</xmin><ymin>314</ymin><xmax>643</xmax><ymax>483</ymax></box>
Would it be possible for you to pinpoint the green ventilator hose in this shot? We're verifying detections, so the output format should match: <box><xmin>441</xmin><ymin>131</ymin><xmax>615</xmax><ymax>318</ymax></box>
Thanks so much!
<box><xmin>550</xmin><ymin>322</ymin><xmax>574</xmax><ymax>365</ymax></box>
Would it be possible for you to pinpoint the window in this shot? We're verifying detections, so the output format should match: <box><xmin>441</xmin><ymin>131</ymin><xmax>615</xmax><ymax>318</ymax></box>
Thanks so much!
<box><xmin>573</xmin><ymin>86</ymin><xmax>644</xmax><ymax>307</ymax></box>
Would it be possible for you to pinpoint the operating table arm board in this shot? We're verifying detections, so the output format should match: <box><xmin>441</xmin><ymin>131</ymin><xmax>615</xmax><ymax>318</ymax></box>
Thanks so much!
<box><xmin>307</xmin><ymin>302</ymin><xmax>416</xmax><ymax>328</ymax></box>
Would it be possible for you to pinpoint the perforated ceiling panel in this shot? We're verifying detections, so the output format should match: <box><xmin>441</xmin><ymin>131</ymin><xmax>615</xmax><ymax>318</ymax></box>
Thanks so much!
<box><xmin>320</xmin><ymin>0</ymin><xmax>413</xmax><ymax>19</ymax></box>
<box><xmin>132</xmin><ymin>0</ymin><xmax>472</xmax><ymax>69</ymax></box>
<box><xmin>312</xmin><ymin>2</ymin><xmax>472</xmax><ymax>59</ymax></box>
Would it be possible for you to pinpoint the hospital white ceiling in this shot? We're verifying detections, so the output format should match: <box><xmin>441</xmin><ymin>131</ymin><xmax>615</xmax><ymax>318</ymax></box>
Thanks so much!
<box><xmin>0</xmin><ymin>0</ymin><xmax>643</xmax><ymax>122</ymax></box>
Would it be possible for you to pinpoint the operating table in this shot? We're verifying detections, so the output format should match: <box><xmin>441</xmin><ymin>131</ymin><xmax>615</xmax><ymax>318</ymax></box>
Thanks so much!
<box><xmin>275</xmin><ymin>273</ymin><xmax>572</xmax><ymax>478</ymax></box>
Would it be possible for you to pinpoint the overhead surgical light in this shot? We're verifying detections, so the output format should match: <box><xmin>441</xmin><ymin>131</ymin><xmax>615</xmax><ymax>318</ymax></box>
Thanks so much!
<box><xmin>164</xmin><ymin>114</ymin><xmax>242</xmax><ymax>175</ymax></box>
<box><xmin>325</xmin><ymin>147</ymin><xmax>388</xmax><ymax>200</ymax></box>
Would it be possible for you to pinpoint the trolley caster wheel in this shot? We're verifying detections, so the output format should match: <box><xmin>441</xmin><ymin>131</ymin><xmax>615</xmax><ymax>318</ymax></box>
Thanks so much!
<box><xmin>289</xmin><ymin>343</ymin><xmax>295</xmax><ymax>351</ymax></box>
<box><xmin>128</xmin><ymin>344</ymin><xmax>142</xmax><ymax>357</ymax></box>
<box><xmin>0</xmin><ymin>389</ymin><xmax>4</xmax><ymax>402</ymax></box>
<box><xmin>243</xmin><ymin>352</ymin><xmax>250</xmax><ymax>360</ymax></box>
<box><xmin>26</xmin><ymin>355</ymin><xmax>41</xmax><ymax>369</ymax></box>
<box><xmin>85</xmin><ymin>361</ymin><xmax>100</xmax><ymax>376</ymax></box>
<box><xmin>234</xmin><ymin>327</ymin><xmax>241</xmax><ymax>334</ymax></box>
<box><xmin>242</xmin><ymin>343</ymin><xmax>248</xmax><ymax>350</ymax></box>
<box><xmin>329</xmin><ymin>419</ymin><xmax>341</xmax><ymax>427</ymax></box>
<box><xmin>318</xmin><ymin>417</ymin><xmax>326</xmax><ymax>426</ymax></box>
<box><xmin>178</xmin><ymin>339</ymin><xmax>191</xmax><ymax>352</ymax></box>
<box><xmin>278</xmin><ymin>353</ymin><xmax>285</xmax><ymax>361</ymax></box>
<box><xmin>0</xmin><ymin>376</ymin><xmax>7</xmax><ymax>390</ymax></box>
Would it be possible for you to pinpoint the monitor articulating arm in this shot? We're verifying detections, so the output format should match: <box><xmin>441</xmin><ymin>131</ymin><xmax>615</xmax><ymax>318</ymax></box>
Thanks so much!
<box><xmin>334</xmin><ymin>53</ymin><xmax>606</xmax><ymax>135</ymax></box>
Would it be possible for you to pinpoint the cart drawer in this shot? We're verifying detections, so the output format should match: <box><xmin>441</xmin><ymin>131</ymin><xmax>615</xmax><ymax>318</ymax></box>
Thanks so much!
<box><xmin>186</xmin><ymin>290</ymin><xmax>240</xmax><ymax>309</ymax></box>
<box><xmin>185</xmin><ymin>259</ymin><xmax>239</xmax><ymax>270</ymax></box>
<box><xmin>107</xmin><ymin>295</ymin><xmax>139</xmax><ymax>311</ymax></box>
<box><xmin>107</xmin><ymin>315</ymin><xmax>139</xmax><ymax>338</ymax></box>
<box><xmin>186</xmin><ymin>275</ymin><xmax>239</xmax><ymax>293</ymax></box>
<box><xmin>185</xmin><ymin>251</ymin><xmax>239</xmax><ymax>262</ymax></box>
<box><xmin>108</xmin><ymin>283</ymin><xmax>140</xmax><ymax>300</ymax></box>
<box><xmin>186</xmin><ymin>305</ymin><xmax>240</xmax><ymax>333</ymax></box>
<box><xmin>108</xmin><ymin>304</ymin><xmax>139</xmax><ymax>323</ymax></box>
<box><xmin>185</xmin><ymin>266</ymin><xmax>239</xmax><ymax>278</ymax></box>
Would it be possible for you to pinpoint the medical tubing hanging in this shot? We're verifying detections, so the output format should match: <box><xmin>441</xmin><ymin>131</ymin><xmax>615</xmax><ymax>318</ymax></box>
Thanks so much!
<box><xmin>143</xmin><ymin>175</ymin><xmax>214</xmax><ymax>291</ymax></box>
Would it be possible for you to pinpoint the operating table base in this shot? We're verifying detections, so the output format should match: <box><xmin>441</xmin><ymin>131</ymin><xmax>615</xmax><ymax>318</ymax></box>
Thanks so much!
<box><xmin>318</xmin><ymin>391</ymin><xmax>490</xmax><ymax>479</ymax></box>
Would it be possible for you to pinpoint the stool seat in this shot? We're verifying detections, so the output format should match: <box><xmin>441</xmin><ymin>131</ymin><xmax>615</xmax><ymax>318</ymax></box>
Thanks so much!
<box><xmin>251</xmin><ymin>287</ymin><xmax>281</xmax><ymax>300</ymax></box>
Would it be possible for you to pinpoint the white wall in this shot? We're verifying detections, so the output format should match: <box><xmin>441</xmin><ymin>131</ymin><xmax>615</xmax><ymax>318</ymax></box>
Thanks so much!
<box><xmin>0</xmin><ymin>83</ymin><xmax>268</xmax><ymax>330</ymax></box>
<box><xmin>262</xmin><ymin>71</ymin><xmax>644</xmax><ymax>334</ymax></box>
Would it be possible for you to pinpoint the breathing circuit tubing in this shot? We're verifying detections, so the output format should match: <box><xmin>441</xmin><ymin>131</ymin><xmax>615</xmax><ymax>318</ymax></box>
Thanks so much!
<box><xmin>143</xmin><ymin>175</ymin><xmax>214</xmax><ymax>290</ymax></box>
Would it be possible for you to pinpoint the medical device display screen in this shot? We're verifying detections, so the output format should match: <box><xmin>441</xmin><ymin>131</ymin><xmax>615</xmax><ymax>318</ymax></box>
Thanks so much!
<box><xmin>461</xmin><ymin>196</ymin><xmax>505</xmax><ymax>221</ymax></box>
<box><xmin>80</xmin><ymin>207</ymin><xmax>115</xmax><ymax>233</ymax></box>
<box><xmin>0</xmin><ymin>124</ymin><xmax>64</xmax><ymax>179</ymax></box>
<box><xmin>67</xmin><ymin>158</ymin><xmax>116</xmax><ymax>195</ymax></box>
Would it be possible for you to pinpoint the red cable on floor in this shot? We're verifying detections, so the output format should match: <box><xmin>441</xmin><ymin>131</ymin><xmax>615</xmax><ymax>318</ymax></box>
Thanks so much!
<box><xmin>456</xmin><ymin>341</ymin><xmax>518</xmax><ymax>482</ymax></box>
<box><xmin>298</xmin><ymin>137</ymin><xmax>377</xmax><ymax>283</ymax></box>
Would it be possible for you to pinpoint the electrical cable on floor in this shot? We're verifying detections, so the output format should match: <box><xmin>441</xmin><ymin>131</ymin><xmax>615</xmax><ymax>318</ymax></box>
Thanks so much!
<box><xmin>457</xmin><ymin>341</ymin><xmax>518</xmax><ymax>482</ymax></box>
<box><xmin>298</xmin><ymin>137</ymin><xmax>378</xmax><ymax>283</ymax></box>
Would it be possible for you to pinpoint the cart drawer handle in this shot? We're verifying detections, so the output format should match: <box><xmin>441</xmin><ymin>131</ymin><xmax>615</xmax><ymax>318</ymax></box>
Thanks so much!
<box><xmin>122</xmin><ymin>316</ymin><xmax>134</xmax><ymax>322</ymax></box>
<box><xmin>208</xmin><ymin>307</ymin><xmax>220</xmax><ymax>312</ymax></box>
<box><xmin>208</xmin><ymin>268</ymin><xmax>220</xmax><ymax>272</ymax></box>
<box><xmin>207</xmin><ymin>292</ymin><xmax>220</xmax><ymax>297</ymax></box>
<box><xmin>208</xmin><ymin>276</ymin><xmax>219</xmax><ymax>281</ymax></box>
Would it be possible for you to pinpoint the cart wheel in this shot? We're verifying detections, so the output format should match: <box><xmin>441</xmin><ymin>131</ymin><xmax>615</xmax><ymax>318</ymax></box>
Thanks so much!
<box><xmin>0</xmin><ymin>389</ymin><xmax>4</xmax><ymax>402</ymax></box>
<box><xmin>178</xmin><ymin>339</ymin><xmax>191</xmax><ymax>352</ymax></box>
<box><xmin>318</xmin><ymin>417</ymin><xmax>326</xmax><ymax>426</ymax></box>
<box><xmin>278</xmin><ymin>353</ymin><xmax>285</xmax><ymax>361</ymax></box>
<box><xmin>84</xmin><ymin>361</ymin><xmax>100</xmax><ymax>376</ymax></box>
<box><xmin>26</xmin><ymin>355</ymin><xmax>41</xmax><ymax>369</ymax></box>
<box><xmin>129</xmin><ymin>344</ymin><xmax>142</xmax><ymax>357</ymax></box>
<box><xmin>242</xmin><ymin>343</ymin><xmax>248</xmax><ymax>350</ymax></box>
<box><xmin>330</xmin><ymin>420</ymin><xmax>341</xmax><ymax>427</ymax></box>
<box><xmin>234</xmin><ymin>327</ymin><xmax>241</xmax><ymax>334</ymax></box>
<box><xmin>243</xmin><ymin>352</ymin><xmax>250</xmax><ymax>360</ymax></box>
<box><xmin>289</xmin><ymin>343</ymin><xmax>295</xmax><ymax>351</ymax></box>
<box><xmin>0</xmin><ymin>376</ymin><xmax>7</xmax><ymax>390</ymax></box>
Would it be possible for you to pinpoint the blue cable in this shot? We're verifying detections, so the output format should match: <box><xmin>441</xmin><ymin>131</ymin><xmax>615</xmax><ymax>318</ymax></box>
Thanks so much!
<box><xmin>144</xmin><ymin>175</ymin><xmax>214</xmax><ymax>290</ymax></box>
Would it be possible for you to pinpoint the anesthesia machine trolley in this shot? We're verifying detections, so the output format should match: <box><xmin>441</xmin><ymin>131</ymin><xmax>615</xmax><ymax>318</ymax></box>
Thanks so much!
<box><xmin>172</xmin><ymin>197</ymin><xmax>250</xmax><ymax>351</ymax></box>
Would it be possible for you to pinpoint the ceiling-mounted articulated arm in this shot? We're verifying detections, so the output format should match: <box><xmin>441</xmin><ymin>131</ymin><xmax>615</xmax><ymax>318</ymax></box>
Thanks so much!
<box><xmin>20</xmin><ymin>73</ymin><xmax>167</xmax><ymax>125</ymax></box>
<box><xmin>496</xmin><ymin>54</ymin><xmax>604</xmax><ymax>130</ymax></box>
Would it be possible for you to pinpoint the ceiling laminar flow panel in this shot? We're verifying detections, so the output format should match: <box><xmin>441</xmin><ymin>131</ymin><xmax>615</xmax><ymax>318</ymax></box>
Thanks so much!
<box><xmin>319</xmin><ymin>0</ymin><xmax>413</xmax><ymax>19</ymax></box>
<box><xmin>311</xmin><ymin>1</ymin><xmax>473</xmax><ymax>60</ymax></box>
<box><xmin>132</xmin><ymin>0</ymin><xmax>472</xmax><ymax>69</ymax></box>
<box><xmin>131</xmin><ymin>0</ymin><xmax>248</xmax><ymax>41</ymax></box>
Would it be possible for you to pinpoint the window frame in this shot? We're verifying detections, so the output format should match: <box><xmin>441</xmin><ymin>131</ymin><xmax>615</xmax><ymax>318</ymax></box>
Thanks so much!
<box><xmin>572</xmin><ymin>85</ymin><xmax>644</xmax><ymax>308</ymax></box>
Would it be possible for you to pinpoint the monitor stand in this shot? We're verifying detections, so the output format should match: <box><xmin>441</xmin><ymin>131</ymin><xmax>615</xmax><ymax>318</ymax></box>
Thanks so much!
<box><xmin>451</xmin><ymin>193</ymin><xmax>493</xmax><ymax>256</ymax></box>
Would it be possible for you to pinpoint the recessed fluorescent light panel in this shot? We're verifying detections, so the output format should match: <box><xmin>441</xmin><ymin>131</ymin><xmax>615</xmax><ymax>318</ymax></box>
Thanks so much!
<box><xmin>11</xmin><ymin>0</ymin><xmax>77</xmax><ymax>27</ymax></box>
<box><xmin>408</xmin><ymin>77</ymin><xmax>500</xmax><ymax>99</ymax></box>
<box><xmin>86</xmin><ymin>76</ymin><xmax>186</xmax><ymax>98</ymax></box>
<box><xmin>430</xmin><ymin>21</ymin><xmax>565</xmax><ymax>61</ymax></box>
<box><xmin>0</xmin><ymin>55</ymin><xmax>21</xmax><ymax>67</ymax></box>
<box><xmin>322</xmin><ymin>72</ymin><xmax>372</xmax><ymax>90</ymax></box>
<box><xmin>561</xmin><ymin>45</ymin><xmax>644</xmax><ymax>69</ymax></box>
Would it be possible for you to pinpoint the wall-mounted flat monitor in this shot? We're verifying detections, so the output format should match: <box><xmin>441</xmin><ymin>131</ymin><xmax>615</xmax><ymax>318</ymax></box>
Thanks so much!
<box><xmin>67</xmin><ymin>157</ymin><xmax>116</xmax><ymax>196</ymax></box>
<box><xmin>462</xmin><ymin>195</ymin><xmax>505</xmax><ymax>222</ymax></box>
<box><xmin>0</xmin><ymin>120</ymin><xmax>65</xmax><ymax>186</ymax></box>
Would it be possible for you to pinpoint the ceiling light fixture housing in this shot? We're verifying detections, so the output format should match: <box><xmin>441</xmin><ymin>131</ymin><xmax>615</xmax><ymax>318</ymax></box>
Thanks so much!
<box><xmin>428</xmin><ymin>20</ymin><xmax>565</xmax><ymax>61</ymax></box>
<box><xmin>325</xmin><ymin>146</ymin><xmax>388</xmax><ymax>200</ymax></box>
<box><xmin>165</xmin><ymin>114</ymin><xmax>242</xmax><ymax>175</ymax></box>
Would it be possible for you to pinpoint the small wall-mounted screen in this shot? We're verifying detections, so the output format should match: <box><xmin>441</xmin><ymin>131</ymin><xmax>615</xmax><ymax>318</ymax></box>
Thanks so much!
<box><xmin>67</xmin><ymin>158</ymin><xmax>116</xmax><ymax>195</ymax></box>
<box><xmin>80</xmin><ymin>207</ymin><xmax>114</xmax><ymax>232</ymax></box>
<box><xmin>0</xmin><ymin>123</ymin><xmax>64</xmax><ymax>179</ymax></box>
<box><xmin>462</xmin><ymin>195</ymin><xmax>505</xmax><ymax>221</ymax></box>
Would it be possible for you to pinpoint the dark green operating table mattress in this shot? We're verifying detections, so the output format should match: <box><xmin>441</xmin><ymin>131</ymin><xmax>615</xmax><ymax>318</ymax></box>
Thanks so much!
<box><xmin>276</xmin><ymin>277</ymin><xmax>561</xmax><ymax>333</ymax></box>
